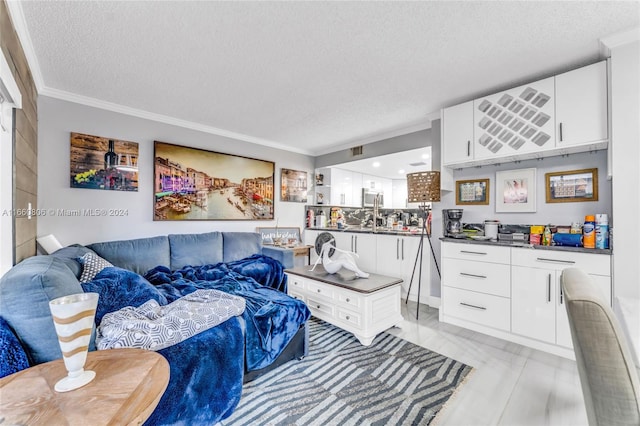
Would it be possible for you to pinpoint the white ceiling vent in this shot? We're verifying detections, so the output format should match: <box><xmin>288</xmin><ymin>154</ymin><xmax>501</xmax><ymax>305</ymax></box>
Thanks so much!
<box><xmin>351</xmin><ymin>146</ymin><xmax>363</xmax><ymax>157</ymax></box>
<box><xmin>409</xmin><ymin>161</ymin><xmax>428</xmax><ymax>167</ymax></box>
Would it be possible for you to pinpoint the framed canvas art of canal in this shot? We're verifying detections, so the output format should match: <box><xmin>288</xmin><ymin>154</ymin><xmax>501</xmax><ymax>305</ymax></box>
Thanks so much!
<box><xmin>153</xmin><ymin>141</ymin><xmax>275</xmax><ymax>221</ymax></box>
<box><xmin>70</xmin><ymin>132</ymin><xmax>139</xmax><ymax>191</ymax></box>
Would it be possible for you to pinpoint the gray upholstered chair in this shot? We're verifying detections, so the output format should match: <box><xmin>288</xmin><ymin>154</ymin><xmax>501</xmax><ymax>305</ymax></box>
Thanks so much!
<box><xmin>561</xmin><ymin>268</ymin><xmax>640</xmax><ymax>426</ymax></box>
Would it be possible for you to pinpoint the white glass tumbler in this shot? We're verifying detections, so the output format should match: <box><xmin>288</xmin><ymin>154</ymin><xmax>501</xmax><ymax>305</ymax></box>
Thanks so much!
<box><xmin>49</xmin><ymin>292</ymin><xmax>99</xmax><ymax>392</ymax></box>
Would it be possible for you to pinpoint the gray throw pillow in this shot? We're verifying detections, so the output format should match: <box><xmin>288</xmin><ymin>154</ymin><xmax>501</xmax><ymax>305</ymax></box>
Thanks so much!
<box><xmin>78</xmin><ymin>252</ymin><xmax>114</xmax><ymax>283</ymax></box>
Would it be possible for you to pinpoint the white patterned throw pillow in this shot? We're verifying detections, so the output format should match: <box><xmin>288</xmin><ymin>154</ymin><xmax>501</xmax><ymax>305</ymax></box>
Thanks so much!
<box><xmin>78</xmin><ymin>252</ymin><xmax>114</xmax><ymax>283</ymax></box>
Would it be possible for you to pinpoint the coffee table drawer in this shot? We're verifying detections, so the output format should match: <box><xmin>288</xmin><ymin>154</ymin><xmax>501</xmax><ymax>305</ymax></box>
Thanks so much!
<box><xmin>336</xmin><ymin>292</ymin><xmax>361</xmax><ymax>309</ymax></box>
<box><xmin>289</xmin><ymin>276</ymin><xmax>307</xmax><ymax>291</ymax></box>
<box><xmin>337</xmin><ymin>308</ymin><xmax>362</xmax><ymax>328</ymax></box>
<box><xmin>307</xmin><ymin>281</ymin><xmax>334</xmax><ymax>299</ymax></box>
<box><xmin>307</xmin><ymin>297</ymin><xmax>334</xmax><ymax>316</ymax></box>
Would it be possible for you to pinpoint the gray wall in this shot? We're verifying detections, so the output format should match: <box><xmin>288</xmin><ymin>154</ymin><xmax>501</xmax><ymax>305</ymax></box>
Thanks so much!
<box><xmin>37</xmin><ymin>96</ymin><xmax>314</xmax><ymax>246</ymax></box>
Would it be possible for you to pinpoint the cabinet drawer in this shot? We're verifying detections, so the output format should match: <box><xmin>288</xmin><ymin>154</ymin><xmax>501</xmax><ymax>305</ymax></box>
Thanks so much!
<box><xmin>288</xmin><ymin>275</ymin><xmax>307</xmax><ymax>291</ymax></box>
<box><xmin>336</xmin><ymin>292</ymin><xmax>361</xmax><ymax>309</ymax></box>
<box><xmin>307</xmin><ymin>297</ymin><xmax>334</xmax><ymax>316</ymax></box>
<box><xmin>288</xmin><ymin>290</ymin><xmax>306</xmax><ymax>302</ymax></box>
<box><xmin>337</xmin><ymin>308</ymin><xmax>362</xmax><ymax>328</ymax></box>
<box><xmin>306</xmin><ymin>281</ymin><xmax>334</xmax><ymax>299</ymax></box>
<box><xmin>442</xmin><ymin>243</ymin><xmax>510</xmax><ymax>264</ymax></box>
<box><xmin>443</xmin><ymin>287</ymin><xmax>510</xmax><ymax>331</ymax></box>
<box><xmin>511</xmin><ymin>248</ymin><xmax>610</xmax><ymax>275</ymax></box>
<box><xmin>443</xmin><ymin>258</ymin><xmax>511</xmax><ymax>297</ymax></box>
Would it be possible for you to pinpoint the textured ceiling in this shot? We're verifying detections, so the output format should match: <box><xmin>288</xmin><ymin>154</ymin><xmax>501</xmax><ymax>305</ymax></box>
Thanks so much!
<box><xmin>13</xmin><ymin>1</ymin><xmax>640</xmax><ymax>155</ymax></box>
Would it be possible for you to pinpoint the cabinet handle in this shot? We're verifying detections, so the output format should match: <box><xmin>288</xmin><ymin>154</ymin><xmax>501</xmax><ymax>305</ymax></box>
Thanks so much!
<box><xmin>317</xmin><ymin>289</ymin><xmax>321</xmax><ymax>293</ymax></box>
<box><xmin>402</xmin><ymin>239</ymin><xmax>405</xmax><ymax>260</ymax></box>
<box><xmin>346</xmin><ymin>315</ymin><xmax>350</xmax><ymax>320</ymax></box>
<box><xmin>460</xmin><ymin>272</ymin><xmax>487</xmax><ymax>279</ymax></box>
<box><xmin>559</xmin><ymin>285</ymin><xmax>564</xmax><ymax>305</ymax></box>
<box><xmin>547</xmin><ymin>274</ymin><xmax>551</xmax><ymax>303</ymax></box>
<box><xmin>354</xmin><ymin>236</ymin><xmax>358</xmax><ymax>253</ymax></box>
<box><xmin>559</xmin><ymin>122</ymin><xmax>563</xmax><ymax>142</ymax></box>
<box><xmin>396</xmin><ymin>239</ymin><xmax>400</xmax><ymax>260</ymax></box>
<box><xmin>460</xmin><ymin>250</ymin><xmax>487</xmax><ymax>255</ymax></box>
<box><xmin>536</xmin><ymin>257</ymin><xmax>575</xmax><ymax>265</ymax></box>
<box><xmin>351</xmin><ymin>235</ymin><xmax>354</xmax><ymax>251</ymax></box>
<box><xmin>316</xmin><ymin>305</ymin><xmax>321</xmax><ymax>309</ymax></box>
<box><xmin>346</xmin><ymin>298</ymin><xmax>350</xmax><ymax>303</ymax></box>
<box><xmin>460</xmin><ymin>302</ymin><xmax>487</xmax><ymax>311</ymax></box>
<box><xmin>467</xmin><ymin>140</ymin><xmax>470</xmax><ymax>157</ymax></box>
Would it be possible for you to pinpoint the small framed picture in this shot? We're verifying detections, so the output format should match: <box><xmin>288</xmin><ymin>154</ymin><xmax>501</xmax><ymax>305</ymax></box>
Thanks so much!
<box><xmin>455</xmin><ymin>178</ymin><xmax>490</xmax><ymax>205</ymax></box>
<box><xmin>495</xmin><ymin>168</ymin><xmax>536</xmax><ymax>213</ymax></box>
<box><xmin>280</xmin><ymin>168</ymin><xmax>308</xmax><ymax>203</ymax></box>
<box><xmin>545</xmin><ymin>168</ymin><xmax>598</xmax><ymax>203</ymax></box>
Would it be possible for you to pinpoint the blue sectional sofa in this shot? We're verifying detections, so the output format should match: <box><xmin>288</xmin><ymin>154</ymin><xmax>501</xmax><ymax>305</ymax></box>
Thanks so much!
<box><xmin>0</xmin><ymin>231</ymin><xmax>309</xmax><ymax>425</ymax></box>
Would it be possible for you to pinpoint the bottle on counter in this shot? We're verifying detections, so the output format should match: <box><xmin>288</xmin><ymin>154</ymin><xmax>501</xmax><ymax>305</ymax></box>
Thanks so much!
<box><xmin>595</xmin><ymin>214</ymin><xmax>609</xmax><ymax>249</ymax></box>
<box><xmin>543</xmin><ymin>225</ymin><xmax>552</xmax><ymax>246</ymax></box>
<box><xmin>583</xmin><ymin>215</ymin><xmax>596</xmax><ymax>249</ymax></box>
<box><xmin>306</xmin><ymin>209</ymin><xmax>314</xmax><ymax>228</ymax></box>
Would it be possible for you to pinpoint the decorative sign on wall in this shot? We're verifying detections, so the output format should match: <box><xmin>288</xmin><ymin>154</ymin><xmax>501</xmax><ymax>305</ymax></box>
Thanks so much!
<box><xmin>495</xmin><ymin>168</ymin><xmax>537</xmax><ymax>213</ymax></box>
<box><xmin>455</xmin><ymin>178</ymin><xmax>490</xmax><ymax>205</ymax></box>
<box><xmin>154</xmin><ymin>141</ymin><xmax>275</xmax><ymax>221</ymax></box>
<box><xmin>280</xmin><ymin>168</ymin><xmax>308</xmax><ymax>202</ymax></box>
<box><xmin>545</xmin><ymin>168</ymin><xmax>598</xmax><ymax>203</ymax></box>
<box><xmin>70</xmin><ymin>132</ymin><xmax>139</xmax><ymax>191</ymax></box>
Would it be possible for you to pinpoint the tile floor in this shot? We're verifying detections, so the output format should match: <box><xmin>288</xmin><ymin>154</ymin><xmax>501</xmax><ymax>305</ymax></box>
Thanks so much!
<box><xmin>387</xmin><ymin>302</ymin><xmax>588</xmax><ymax>426</ymax></box>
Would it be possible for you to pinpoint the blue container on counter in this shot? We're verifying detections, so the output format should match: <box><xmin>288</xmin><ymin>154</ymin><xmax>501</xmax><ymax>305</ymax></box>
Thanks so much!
<box><xmin>552</xmin><ymin>233</ymin><xmax>583</xmax><ymax>247</ymax></box>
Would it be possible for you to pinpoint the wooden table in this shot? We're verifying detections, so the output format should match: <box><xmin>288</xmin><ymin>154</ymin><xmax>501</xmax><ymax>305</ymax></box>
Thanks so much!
<box><xmin>290</xmin><ymin>244</ymin><xmax>313</xmax><ymax>265</ymax></box>
<box><xmin>0</xmin><ymin>348</ymin><xmax>170</xmax><ymax>425</ymax></box>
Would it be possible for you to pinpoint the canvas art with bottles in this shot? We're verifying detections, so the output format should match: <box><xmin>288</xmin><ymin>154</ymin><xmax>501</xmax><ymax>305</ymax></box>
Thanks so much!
<box><xmin>70</xmin><ymin>132</ymin><xmax>139</xmax><ymax>191</ymax></box>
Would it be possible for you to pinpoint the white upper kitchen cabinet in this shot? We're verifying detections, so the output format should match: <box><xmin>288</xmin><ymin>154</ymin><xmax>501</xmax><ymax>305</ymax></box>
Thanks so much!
<box><xmin>443</xmin><ymin>100</ymin><xmax>474</xmax><ymax>165</ymax></box>
<box><xmin>330</xmin><ymin>168</ymin><xmax>355</xmax><ymax>207</ymax></box>
<box><xmin>474</xmin><ymin>77</ymin><xmax>556</xmax><ymax>159</ymax></box>
<box><xmin>555</xmin><ymin>61</ymin><xmax>608</xmax><ymax>147</ymax></box>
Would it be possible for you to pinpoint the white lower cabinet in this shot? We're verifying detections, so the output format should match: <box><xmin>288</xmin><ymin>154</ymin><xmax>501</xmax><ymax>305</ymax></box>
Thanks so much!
<box><xmin>441</xmin><ymin>242</ymin><xmax>611</xmax><ymax>359</ymax></box>
<box><xmin>304</xmin><ymin>230</ymin><xmax>429</xmax><ymax>303</ymax></box>
<box><xmin>376</xmin><ymin>234</ymin><xmax>430</xmax><ymax>304</ymax></box>
<box><xmin>511</xmin><ymin>248</ymin><xmax>612</xmax><ymax>350</ymax></box>
<box><xmin>441</xmin><ymin>243</ymin><xmax>511</xmax><ymax>334</ymax></box>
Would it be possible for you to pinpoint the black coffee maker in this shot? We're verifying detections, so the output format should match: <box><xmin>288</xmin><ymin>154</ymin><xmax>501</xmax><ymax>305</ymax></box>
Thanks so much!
<box><xmin>443</xmin><ymin>209</ymin><xmax>465</xmax><ymax>238</ymax></box>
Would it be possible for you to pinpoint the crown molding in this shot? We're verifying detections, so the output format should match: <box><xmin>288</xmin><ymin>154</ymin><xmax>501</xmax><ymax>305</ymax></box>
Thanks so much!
<box><xmin>600</xmin><ymin>26</ymin><xmax>640</xmax><ymax>57</ymax></box>
<box><xmin>5</xmin><ymin>1</ymin><xmax>44</xmax><ymax>92</ymax></box>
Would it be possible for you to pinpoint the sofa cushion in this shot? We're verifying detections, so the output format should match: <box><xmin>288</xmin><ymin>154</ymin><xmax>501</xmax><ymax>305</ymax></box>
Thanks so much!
<box><xmin>222</xmin><ymin>232</ymin><xmax>262</xmax><ymax>263</ymax></box>
<box><xmin>0</xmin><ymin>256</ymin><xmax>86</xmax><ymax>364</ymax></box>
<box><xmin>50</xmin><ymin>244</ymin><xmax>95</xmax><ymax>278</ymax></box>
<box><xmin>169</xmin><ymin>232</ymin><xmax>223</xmax><ymax>270</ymax></box>
<box><xmin>78</xmin><ymin>252</ymin><xmax>114</xmax><ymax>283</ymax></box>
<box><xmin>0</xmin><ymin>316</ymin><xmax>30</xmax><ymax>378</ymax></box>
<box><xmin>81</xmin><ymin>267</ymin><xmax>168</xmax><ymax>324</ymax></box>
<box><xmin>88</xmin><ymin>235</ymin><xmax>170</xmax><ymax>275</ymax></box>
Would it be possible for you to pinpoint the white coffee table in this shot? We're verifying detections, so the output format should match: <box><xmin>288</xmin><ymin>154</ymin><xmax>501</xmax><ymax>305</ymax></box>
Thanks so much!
<box><xmin>286</xmin><ymin>265</ymin><xmax>404</xmax><ymax>345</ymax></box>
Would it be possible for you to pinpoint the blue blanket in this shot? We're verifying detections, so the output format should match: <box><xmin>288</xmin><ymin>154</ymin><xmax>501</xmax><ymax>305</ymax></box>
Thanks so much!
<box><xmin>145</xmin><ymin>257</ymin><xmax>310</xmax><ymax>370</ymax></box>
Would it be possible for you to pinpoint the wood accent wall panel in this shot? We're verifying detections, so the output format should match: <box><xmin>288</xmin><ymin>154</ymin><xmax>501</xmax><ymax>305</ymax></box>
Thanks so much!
<box><xmin>1</xmin><ymin>0</ymin><xmax>38</xmax><ymax>263</ymax></box>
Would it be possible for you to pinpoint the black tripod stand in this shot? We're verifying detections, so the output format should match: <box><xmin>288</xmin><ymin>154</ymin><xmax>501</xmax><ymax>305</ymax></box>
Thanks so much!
<box><xmin>405</xmin><ymin>203</ymin><xmax>441</xmax><ymax>319</ymax></box>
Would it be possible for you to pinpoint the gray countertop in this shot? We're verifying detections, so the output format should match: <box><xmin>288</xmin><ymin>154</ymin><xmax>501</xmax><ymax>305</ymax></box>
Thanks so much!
<box><xmin>439</xmin><ymin>236</ymin><xmax>613</xmax><ymax>255</ymax></box>
<box><xmin>305</xmin><ymin>226</ymin><xmax>423</xmax><ymax>237</ymax></box>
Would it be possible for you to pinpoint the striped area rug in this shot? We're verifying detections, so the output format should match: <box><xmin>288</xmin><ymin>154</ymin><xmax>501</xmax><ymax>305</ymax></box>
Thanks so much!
<box><xmin>222</xmin><ymin>318</ymin><xmax>473</xmax><ymax>426</ymax></box>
